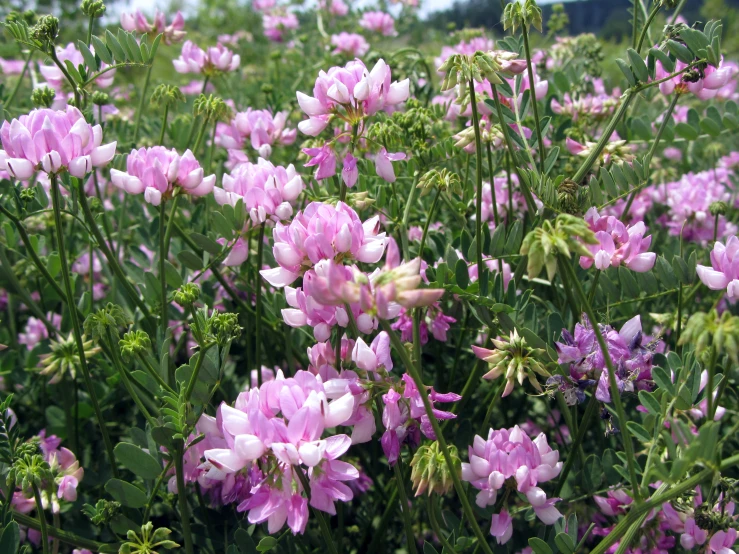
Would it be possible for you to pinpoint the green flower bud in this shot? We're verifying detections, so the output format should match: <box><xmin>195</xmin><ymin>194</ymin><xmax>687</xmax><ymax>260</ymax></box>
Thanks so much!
<box><xmin>31</xmin><ymin>86</ymin><xmax>56</xmax><ymax>108</ymax></box>
<box><xmin>174</xmin><ymin>283</ymin><xmax>201</xmax><ymax>307</ymax></box>
<box><xmin>91</xmin><ymin>91</ymin><xmax>110</xmax><ymax>106</ymax></box>
<box><xmin>82</xmin><ymin>499</ymin><xmax>121</xmax><ymax>526</ymax></box>
<box><xmin>193</xmin><ymin>94</ymin><xmax>231</xmax><ymax>122</ymax></box>
<box><xmin>409</xmin><ymin>441</ymin><xmax>460</xmax><ymax>496</ymax></box>
<box><xmin>207</xmin><ymin>312</ymin><xmax>242</xmax><ymax>345</ymax></box>
<box><xmin>81</xmin><ymin>0</ymin><xmax>106</xmax><ymax>18</ymax></box>
<box><xmin>417</xmin><ymin>168</ymin><xmax>462</xmax><ymax>198</ymax></box>
<box><xmin>261</xmin><ymin>83</ymin><xmax>274</xmax><ymax>95</ymax></box>
<box><xmin>557</xmin><ymin>179</ymin><xmax>581</xmax><ymax>215</ymax></box>
<box><xmin>30</xmin><ymin>15</ymin><xmax>59</xmax><ymax>49</ymax></box>
<box><xmin>710</xmin><ymin>201</ymin><xmax>728</xmax><ymax>217</ymax></box>
<box><xmin>83</xmin><ymin>303</ymin><xmax>131</xmax><ymax>340</ymax></box>
<box><xmin>7</xmin><ymin>454</ymin><xmax>51</xmax><ymax>493</ymax></box>
<box><xmin>38</xmin><ymin>332</ymin><xmax>101</xmax><ymax>384</ymax></box>
<box><xmin>120</xmin><ymin>522</ymin><xmax>180</xmax><ymax>554</ymax></box>
<box><xmin>19</xmin><ymin>188</ymin><xmax>36</xmax><ymax>203</ymax></box>
<box><xmin>119</xmin><ymin>330</ymin><xmax>152</xmax><ymax>359</ymax></box>
<box><xmin>475</xmin><ymin>329</ymin><xmax>550</xmax><ymax>396</ymax></box>
<box><xmin>151</xmin><ymin>84</ymin><xmax>186</xmax><ymax>109</ymax></box>
<box><xmin>680</xmin><ymin>310</ymin><xmax>739</xmax><ymax>364</ymax></box>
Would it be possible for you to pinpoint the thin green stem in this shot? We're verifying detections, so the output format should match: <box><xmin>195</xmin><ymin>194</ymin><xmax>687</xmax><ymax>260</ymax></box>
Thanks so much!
<box><xmin>144</xmin><ymin>459</ymin><xmax>174</xmax><ymax>522</ymax></box>
<box><xmin>86</xmin><ymin>14</ymin><xmax>95</xmax><ymax>47</ymax></box>
<box><xmin>12</xmin><ymin>512</ymin><xmax>119</xmax><ymax>553</ymax></box>
<box><xmin>49</xmin><ymin>49</ymin><xmax>80</xmax><ymax>107</ymax></box>
<box><xmin>553</xmin><ymin>393</ymin><xmax>599</xmax><ymax>496</ymax></box>
<box><xmin>206</xmin><ymin>115</ymin><xmax>219</xmax><ymax>174</ymax></box>
<box><xmin>255</xmin><ymin>223</ymin><xmax>266</xmax><ymax>385</ymax></box>
<box><xmin>393</xmin><ymin>462</ymin><xmax>418</xmax><ymax>554</ymax></box>
<box><xmin>137</xmin><ymin>352</ymin><xmax>175</xmax><ymax>394</ymax></box>
<box><xmin>174</xmin><ymin>444</ymin><xmax>194</xmax><ymax>554</ymax></box>
<box><xmin>400</xmin><ymin>178</ymin><xmax>420</xmax><ymax>260</ymax></box>
<box><xmin>521</xmin><ymin>25</ymin><xmax>545</xmax><ymax>172</ymax></box>
<box><xmin>4</xmin><ymin>50</ymin><xmax>32</xmax><ymax>109</ymax></box>
<box><xmin>636</xmin><ymin>5</ymin><xmax>661</xmax><ymax>54</ymax></box>
<box><xmin>631</xmin><ymin>0</ymin><xmax>639</xmax><ymax>49</ymax></box>
<box><xmin>485</xmin><ymin>143</ymin><xmax>500</xmax><ymax>228</ymax></box>
<box><xmin>365</xmin><ymin>484</ymin><xmax>399</xmax><ymax>554</ymax></box>
<box><xmin>184</xmin><ymin>344</ymin><xmax>214</xmax><ymax>402</ymax></box>
<box><xmin>158</xmin><ymin>104</ymin><xmax>169</xmax><ymax>146</ymax></box>
<box><xmin>293</xmin><ymin>466</ymin><xmax>339</xmax><ymax>554</ymax></box>
<box><xmin>428</xmin><ymin>495</ymin><xmax>455</xmax><ymax>553</ymax></box>
<box><xmin>32</xmin><ymin>483</ymin><xmax>50</xmax><ymax>554</ymax></box>
<box><xmin>133</xmin><ymin>64</ymin><xmax>153</xmax><ymax>142</ymax></box>
<box><xmin>418</xmin><ymin>188</ymin><xmax>441</xmax><ymax>259</ymax></box>
<box><xmin>159</xmin><ymin>202</ymin><xmax>169</xmax><ymax>342</ymax></box>
<box><xmin>480</xmin><ymin>380</ymin><xmax>505</xmax><ymax>431</ymax></box>
<box><xmin>469</xmin><ymin>76</ymin><xmax>486</xmax><ymax>294</ymax></box>
<box><xmin>192</xmin><ymin>116</ymin><xmax>211</xmax><ymax>156</ymax></box>
<box><xmin>51</xmin><ymin>176</ymin><xmax>118</xmax><ymax>479</ymax></box>
<box><xmin>380</xmin><ymin>319</ymin><xmax>495</xmax><ymax>554</ymax></box>
<box><xmin>560</xmin><ymin>258</ymin><xmax>641</xmax><ymax>501</ymax></box>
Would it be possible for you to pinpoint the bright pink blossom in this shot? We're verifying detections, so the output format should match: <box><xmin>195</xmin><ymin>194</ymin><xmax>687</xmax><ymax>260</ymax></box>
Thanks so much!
<box><xmin>359</xmin><ymin>11</ymin><xmax>397</xmax><ymax>36</ymax></box>
<box><xmin>331</xmin><ymin>32</ymin><xmax>370</xmax><ymax>57</ymax></box>
<box><xmin>697</xmin><ymin>236</ymin><xmax>739</xmax><ymax>301</ymax></box>
<box><xmin>579</xmin><ymin>208</ymin><xmax>656</xmax><ymax>272</ymax></box>
<box><xmin>173</xmin><ymin>41</ymin><xmax>240</xmax><ymax>74</ymax></box>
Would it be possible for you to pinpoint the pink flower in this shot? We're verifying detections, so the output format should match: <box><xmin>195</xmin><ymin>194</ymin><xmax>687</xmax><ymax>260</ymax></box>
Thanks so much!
<box><xmin>215</xmin><ymin>158</ymin><xmax>304</xmax><ymax>225</ymax></box>
<box><xmin>0</xmin><ymin>57</ymin><xmax>27</xmax><ymax>75</ymax></box>
<box><xmin>173</xmin><ymin>41</ymin><xmax>239</xmax><ymax>74</ymax></box>
<box><xmin>303</xmin><ymin>145</ymin><xmax>337</xmax><ymax>180</ymax></box>
<box><xmin>697</xmin><ymin>236</ymin><xmax>739</xmax><ymax>301</ymax></box>
<box><xmin>121</xmin><ymin>9</ymin><xmax>186</xmax><ymax>44</ymax></box>
<box><xmin>0</xmin><ymin>107</ymin><xmax>116</xmax><ymax>180</ymax></box>
<box><xmin>263</xmin><ymin>12</ymin><xmax>299</xmax><ymax>42</ymax></box>
<box><xmin>462</xmin><ymin>425</ymin><xmax>562</xmax><ymax>542</ymax></box>
<box><xmin>331</xmin><ymin>32</ymin><xmax>370</xmax><ymax>57</ymax></box>
<box><xmin>579</xmin><ymin>208</ymin><xmax>656</xmax><ymax>272</ymax></box>
<box><xmin>110</xmin><ymin>146</ymin><xmax>215</xmax><ymax>206</ymax></box>
<box><xmin>359</xmin><ymin>11</ymin><xmax>397</xmax><ymax>36</ymax></box>
<box><xmin>374</xmin><ymin>148</ymin><xmax>406</xmax><ymax>183</ymax></box>
<box><xmin>654</xmin><ymin>57</ymin><xmax>733</xmax><ymax>99</ymax></box>
<box><xmin>217</xmin><ymin>108</ymin><xmax>296</xmax><ymax>162</ymax></box>
<box><xmin>341</xmin><ymin>153</ymin><xmax>358</xmax><ymax>188</ymax></box>
<box><xmin>39</xmin><ymin>43</ymin><xmax>115</xmax><ymax>93</ymax></box>
<box><xmin>260</xmin><ymin>201</ymin><xmax>387</xmax><ymax>287</ymax></box>
<box><xmin>490</xmin><ymin>510</ymin><xmax>513</xmax><ymax>544</ymax></box>
<box><xmin>18</xmin><ymin>313</ymin><xmax>62</xmax><ymax>350</ymax></box>
<box><xmin>120</xmin><ymin>9</ymin><xmax>153</xmax><ymax>32</ymax></box>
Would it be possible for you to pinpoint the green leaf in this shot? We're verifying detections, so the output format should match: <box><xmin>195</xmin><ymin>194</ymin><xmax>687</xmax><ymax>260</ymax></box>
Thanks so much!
<box><xmin>114</xmin><ymin>442</ymin><xmax>163</xmax><ymax>480</ymax></box>
<box><xmin>190</xmin><ymin>232</ymin><xmax>221</xmax><ymax>255</ymax></box>
<box><xmin>234</xmin><ymin>529</ymin><xmax>258</xmax><ymax>554</ymax></box>
<box><xmin>555</xmin><ymin>532</ymin><xmax>576</xmax><ymax>554</ymax></box>
<box><xmin>638</xmin><ymin>390</ymin><xmax>661</xmax><ymax>415</ymax></box>
<box><xmin>652</xmin><ymin>366</ymin><xmax>675</xmax><ymax>396</ymax></box>
<box><xmin>77</xmin><ymin>40</ymin><xmax>99</xmax><ymax>71</ymax></box>
<box><xmin>124</xmin><ymin>32</ymin><xmax>144</xmax><ymax>63</ymax></box>
<box><xmin>423</xmin><ymin>543</ymin><xmax>441</xmax><ymax>554</ymax></box>
<box><xmin>455</xmin><ymin>259</ymin><xmax>469</xmax><ymax>290</ymax></box>
<box><xmin>177</xmin><ymin>250</ymin><xmax>203</xmax><ymax>271</ymax></box>
<box><xmin>589</xmin><ymin>175</ymin><xmax>604</xmax><ymax>205</ymax></box>
<box><xmin>626</xmin><ymin>48</ymin><xmax>648</xmax><ymax>82</ymax></box>
<box><xmin>610</xmin><ymin>164</ymin><xmax>628</xmax><ymax>190</ymax></box>
<box><xmin>700</xmin><ymin>117</ymin><xmax>722</xmax><ymax>137</ymax></box>
<box><xmin>626</xmin><ymin>421</ymin><xmax>651</xmax><ymax>442</ymax></box>
<box><xmin>0</xmin><ymin>521</ymin><xmax>20</xmax><ymax>554</ymax></box>
<box><xmin>674</xmin><ymin>122</ymin><xmax>699</xmax><ymax>141</ymax></box>
<box><xmin>618</xmin><ymin>266</ymin><xmax>639</xmax><ymax>298</ymax></box>
<box><xmin>257</xmin><ymin>537</ymin><xmax>278</xmax><ymax>552</ymax></box>
<box><xmin>64</xmin><ymin>60</ymin><xmax>83</xmax><ymax>84</ymax></box>
<box><xmin>543</xmin><ymin>146</ymin><xmax>560</xmax><ymax>175</ymax></box>
<box><xmin>149</xmin><ymin>33</ymin><xmax>163</xmax><ymax>62</ymax></box>
<box><xmin>504</xmin><ymin>220</ymin><xmax>523</xmax><ymax>254</ymax></box>
<box><xmin>601</xmin><ymin>168</ymin><xmax>618</xmax><ymax>198</ymax></box>
<box><xmin>105</xmin><ymin>30</ymin><xmax>127</xmax><ymax>62</ymax></box>
<box><xmin>666</xmin><ymin>40</ymin><xmax>694</xmax><ymax>63</ymax></box>
<box><xmin>630</xmin><ymin>117</ymin><xmax>651</xmax><ymax>141</ymax></box>
<box><xmin>212</xmin><ymin>211</ymin><xmax>234</xmax><ymax>238</ymax></box>
<box><xmin>105</xmin><ymin>478</ymin><xmax>147</xmax><ymax>508</ymax></box>
<box><xmin>672</xmin><ymin>256</ymin><xmax>691</xmax><ymax>284</ymax></box>
<box><xmin>553</xmin><ymin>71</ymin><xmax>570</xmax><ymax>93</ymax></box>
<box><xmin>582</xmin><ymin>454</ymin><xmax>602</xmax><ymax>491</ymax></box>
<box><xmin>679</xmin><ymin>28</ymin><xmax>709</xmax><ymax>55</ymax></box>
<box><xmin>654</xmin><ymin>256</ymin><xmax>678</xmax><ymax>288</ymax></box>
<box><xmin>490</xmin><ymin>223</ymin><xmax>507</xmax><ymax>257</ymax></box>
<box><xmin>615</xmin><ymin>58</ymin><xmax>636</xmax><ymax>86</ymax></box>
<box><xmin>164</xmin><ymin>260</ymin><xmax>183</xmax><ymax>289</ymax></box>
<box><xmin>91</xmin><ymin>36</ymin><xmax>112</xmax><ymax>64</ymax></box>
<box><xmin>528</xmin><ymin>538</ymin><xmax>553</xmax><ymax>554</ymax></box>
<box><xmin>602</xmin><ymin>448</ymin><xmax>622</xmax><ymax>484</ymax></box>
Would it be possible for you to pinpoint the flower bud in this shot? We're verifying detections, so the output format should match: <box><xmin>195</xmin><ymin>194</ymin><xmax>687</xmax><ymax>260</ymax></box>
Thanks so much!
<box><xmin>151</xmin><ymin>84</ymin><xmax>185</xmax><ymax>109</ymax></box>
<box><xmin>119</xmin><ymin>330</ymin><xmax>152</xmax><ymax>359</ymax></box>
<box><xmin>30</xmin><ymin>15</ymin><xmax>59</xmax><ymax>48</ymax></box>
<box><xmin>174</xmin><ymin>283</ymin><xmax>201</xmax><ymax>306</ymax></box>
<box><xmin>19</xmin><ymin>188</ymin><xmax>36</xmax><ymax>204</ymax></box>
<box><xmin>410</xmin><ymin>441</ymin><xmax>460</xmax><ymax>496</ymax></box>
<box><xmin>31</xmin><ymin>85</ymin><xmax>56</xmax><ymax>108</ymax></box>
<box><xmin>207</xmin><ymin>312</ymin><xmax>242</xmax><ymax>345</ymax></box>
<box><xmin>710</xmin><ymin>201</ymin><xmax>728</xmax><ymax>217</ymax></box>
<box><xmin>81</xmin><ymin>0</ymin><xmax>106</xmax><ymax>18</ymax></box>
<box><xmin>91</xmin><ymin>91</ymin><xmax>110</xmax><ymax>106</ymax></box>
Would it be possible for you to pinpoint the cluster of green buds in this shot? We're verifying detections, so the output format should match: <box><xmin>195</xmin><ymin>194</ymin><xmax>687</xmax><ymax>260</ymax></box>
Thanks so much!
<box><xmin>83</xmin><ymin>303</ymin><xmax>132</xmax><ymax>340</ymax></box>
<box><xmin>570</xmin><ymin>139</ymin><xmax>635</xmax><ymax>172</ymax></box>
<box><xmin>546</xmin><ymin>4</ymin><xmax>570</xmax><ymax>36</ymax></box>
<box><xmin>474</xmin><ymin>329</ymin><xmax>550</xmax><ymax>396</ymax></box>
<box><xmin>31</xmin><ymin>85</ymin><xmax>56</xmax><ymax>108</ymax></box>
<box><xmin>679</xmin><ymin>309</ymin><xmax>739</xmax><ymax>363</ymax></box>
<box><xmin>151</xmin><ymin>84</ymin><xmax>186</xmax><ymax>110</ymax></box>
<box><xmin>206</xmin><ymin>311</ymin><xmax>242</xmax><ymax>346</ymax></box>
<box><xmin>82</xmin><ymin>499</ymin><xmax>121</xmax><ymax>526</ymax></box>
<box><xmin>119</xmin><ymin>330</ymin><xmax>152</xmax><ymax>359</ymax></box>
<box><xmin>193</xmin><ymin>94</ymin><xmax>232</xmax><ymax>122</ymax></box>
<box><xmin>38</xmin><ymin>333</ymin><xmax>101</xmax><ymax>384</ymax></box>
<box><xmin>29</xmin><ymin>15</ymin><xmax>59</xmax><ymax>52</ymax></box>
<box><xmin>417</xmin><ymin>168</ymin><xmax>462</xmax><ymax>198</ymax></box>
<box><xmin>366</xmin><ymin>118</ymin><xmax>404</xmax><ymax>151</ymax></box>
<box><xmin>347</xmin><ymin>191</ymin><xmax>374</xmax><ymax>210</ymax></box>
<box><xmin>502</xmin><ymin>0</ymin><xmax>543</xmax><ymax>33</ymax></box>
<box><xmin>520</xmin><ymin>214</ymin><xmax>597</xmax><ymax>280</ymax></box>
<box><xmin>6</xmin><ymin>10</ymin><xmax>36</xmax><ymax>25</ymax></box>
<box><xmin>81</xmin><ymin>0</ymin><xmax>106</xmax><ymax>17</ymax></box>
<box><xmin>174</xmin><ymin>283</ymin><xmax>201</xmax><ymax>307</ymax></box>
<box><xmin>453</xmin><ymin>119</ymin><xmax>504</xmax><ymax>150</ymax></box>
<box><xmin>409</xmin><ymin>441</ymin><xmax>460</xmax><ymax>496</ymax></box>
<box><xmin>7</xmin><ymin>452</ymin><xmax>51</xmax><ymax>494</ymax></box>
<box><xmin>120</xmin><ymin>522</ymin><xmax>180</xmax><ymax>554</ymax></box>
<box><xmin>91</xmin><ymin>91</ymin><xmax>110</xmax><ymax>106</ymax></box>
<box><xmin>557</xmin><ymin>178</ymin><xmax>582</xmax><ymax>215</ymax></box>
<box><xmin>710</xmin><ymin>201</ymin><xmax>729</xmax><ymax>218</ymax></box>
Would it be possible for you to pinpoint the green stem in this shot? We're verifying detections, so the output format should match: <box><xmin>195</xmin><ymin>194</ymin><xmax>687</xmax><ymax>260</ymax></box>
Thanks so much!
<box><xmin>485</xmin><ymin>143</ymin><xmax>500</xmax><ymax>228</ymax></box>
<box><xmin>293</xmin><ymin>466</ymin><xmax>339</xmax><ymax>554</ymax></box>
<box><xmin>400</xmin><ymin>178</ymin><xmax>420</xmax><ymax>260</ymax></box>
<box><xmin>559</xmin><ymin>258</ymin><xmax>641</xmax><ymax>501</ymax></box>
<box><xmin>32</xmin><ymin>483</ymin><xmax>50</xmax><ymax>554</ymax></box>
<box><xmin>428</xmin><ymin>495</ymin><xmax>455</xmax><ymax>553</ymax></box>
<box><xmin>86</xmin><ymin>14</ymin><xmax>95</xmax><ymax>47</ymax></box>
<box><xmin>588</xmin><ymin>270</ymin><xmax>601</xmax><ymax>305</ymax></box>
<box><xmin>143</xmin><ymin>459</ymin><xmax>174</xmax><ymax>522</ymax></box>
<box><xmin>206</xmin><ymin>115</ymin><xmax>219</xmax><ymax>174</ymax></box>
<box><xmin>615</xmin><ymin>511</ymin><xmax>650</xmax><ymax>554</ymax></box>
<box><xmin>3</xmin><ymin>50</ymin><xmax>32</xmax><ymax>109</ymax></box>
<box><xmin>393</xmin><ymin>462</ymin><xmax>418</xmax><ymax>554</ymax></box>
<box><xmin>521</xmin><ymin>25</ymin><xmax>545</xmax><ymax>172</ymax></box>
<box><xmin>365</xmin><ymin>484</ymin><xmax>399</xmax><ymax>554</ymax></box>
<box><xmin>418</xmin><ymin>188</ymin><xmax>441</xmax><ymax>259</ymax></box>
<box><xmin>159</xmin><ymin>202</ymin><xmax>169</xmax><ymax>342</ymax></box>
<box><xmin>106</xmin><ymin>329</ymin><xmax>157</xmax><ymax>427</ymax></box>
<box><xmin>553</xmin><ymin>393</ymin><xmax>599</xmax><ymax>497</ymax></box>
<box><xmin>480</xmin><ymin>380</ymin><xmax>505</xmax><ymax>431</ymax></box>
<box><xmin>49</xmin><ymin>49</ymin><xmax>80</xmax><ymax>108</ymax></box>
<box><xmin>133</xmin><ymin>64</ymin><xmax>153</xmax><ymax>142</ymax></box>
<box><xmin>174</xmin><ymin>445</ymin><xmax>194</xmax><ymax>554</ymax></box>
<box><xmin>192</xmin><ymin>116</ymin><xmax>211</xmax><ymax>156</ymax></box>
<box><xmin>51</xmin><ymin>176</ymin><xmax>118</xmax><ymax>479</ymax></box>
<box><xmin>380</xmin><ymin>319</ymin><xmax>495</xmax><ymax>554</ymax></box>
<box><xmin>255</xmin><ymin>223</ymin><xmax>266</xmax><ymax>385</ymax></box>
<box><xmin>184</xmin><ymin>344</ymin><xmax>214</xmax><ymax>402</ymax></box>
<box><xmin>469</xmin><ymin>76</ymin><xmax>486</xmax><ymax>294</ymax></box>
<box><xmin>137</xmin><ymin>352</ymin><xmax>175</xmax><ymax>394</ymax></box>
<box><xmin>631</xmin><ymin>0</ymin><xmax>639</xmax><ymax>49</ymax></box>
<box><xmin>636</xmin><ymin>5</ymin><xmax>661</xmax><ymax>54</ymax></box>
<box><xmin>12</xmin><ymin>512</ymin><xmax>119</xmax><ymax>553</ymax></box>
<box><xmin>158</xmin><ymin>104</ymin><xmax>169</xmax><ymax>146</ymax></box>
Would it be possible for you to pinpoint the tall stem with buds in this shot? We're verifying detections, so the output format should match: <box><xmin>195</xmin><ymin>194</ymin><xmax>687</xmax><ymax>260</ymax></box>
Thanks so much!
<box><xmin>521</xmin><ymin>24</ymin><xmax>546</xmax><ymax>172</ymax></box>
<box><xmin>469</xmin><ymin>76</ymin><xmax>487</xmax><ymax>295</ymax></box>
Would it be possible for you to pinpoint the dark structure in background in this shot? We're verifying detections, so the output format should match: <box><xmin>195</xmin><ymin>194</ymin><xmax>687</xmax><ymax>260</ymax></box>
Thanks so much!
<box><xmin>428</xmin><ymin>0</ymin><xmax>739</xmax><ymax>38</ymax></box>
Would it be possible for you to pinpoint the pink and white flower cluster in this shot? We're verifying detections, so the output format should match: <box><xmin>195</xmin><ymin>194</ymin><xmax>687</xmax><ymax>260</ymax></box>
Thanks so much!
<box><xmin>331</xmin><ymin>32</ymin><xmax>370</xmax><ymax>57</ymax></box>
<box><xmin>214</xmin><ymin>158</ymin><xmax>305</xmax><ymax>225</ymax></box>
<box><xmin>358</xmin><ymin>11</ymin><xmax>397</xmax><ymax>36</ymax></box>
<box><xmin>216</xmin><ymin>108</ymin><xmax>297</xmax><ymax>163</ymax></box>
<box><xmin>579</xmin><ymin>208</ymin><xmax>656</xmax><ymax>272</ymax></box>
<box><xmin>655</xmin><ymin>58</ymin><xmax>735</xmax><ymax>100</ymax></box>
<box><xmin>0</xmin><ymin>107</ymin><xmax>116</xmax><ymax>180</ymax></box>
<box><xmin>111</xmin><ymin>146</ymin><xmax>215</xmax><ymax>206</ymax></box>
<box><xmin>39</xmin><ymin>43</ymin><xmax>115</xmax><ymax>104</ymax></box>
<box><xmin>462</xmin><ymin>425</ymin><xmax>563</xmax><ymax>543</ymax></box>
<box><xmin>173</xmin><ymin>40</ymin><xmax>240</xmax><ymax>75</ymax></box>
<box><xmin>697</xmin><ymin>236</ymin><xmax>739</xmax><ymax>301</ymax></box>
<box><xmin>263</xmin><ymin>12</ymin><xmax>299</xmax><ymax>42</ymax></box>
<box><xmin>120</xmin><ymin>9</ymin><xmax>186</xmax><ymax>44</ymax></box>
<box><xmin>18</xmin><ymin>313</ymin><xmax>62</xmax><ymax>350</ymax></box>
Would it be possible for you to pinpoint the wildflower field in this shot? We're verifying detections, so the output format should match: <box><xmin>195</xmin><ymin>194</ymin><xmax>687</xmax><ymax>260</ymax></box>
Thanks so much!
<box><xmin>0</xmin><ymin>0</ymin><xmax>739</xmax><ymax>552</ymax></box>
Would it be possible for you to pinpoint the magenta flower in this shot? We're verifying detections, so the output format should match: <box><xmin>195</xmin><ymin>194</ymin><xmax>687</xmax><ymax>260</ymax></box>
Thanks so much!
<box><xmin>0</xmin><ymin>107</ymin><xmax>116</xmax><ymax>180</ymax></box>
<box><xmin>215</xmin><ymin>158</ymin><xmax>304</xmax><ymax>225</ymax></box>
<box><xmin>18</xmin><ymin>313</ymin><xmax>62</xmax><ymax>350</ymax></box>
<box><xmin>351</xmin><ymin>332</ymin><xmax>393</xmax><ymax>372</ymax></box>
<box><xmin>260</xmin><ymin>201</ymin><xmax>387</xmax><ymax>287</ymax></box>
<box><xmin>303</xmin><ymin>145</ymin><xmax>337</xmax><ymax>180</ymax></box>
<box><xmin>263</xmin><ymin>12</ymin><xmax>299</xmax><ymax>42</ymax></box>
<box><xmin>359</xmin><ymin>11</ymin><xmax>397</xmax><ymax>36</ymax></box>
<box><xmin>579</xmin><ymin>208</ymin><xmax>656</xmax><ymax>272</ymax></box>
<box><xmin>110</xmin><ymin>146</ymin><xmax>215</xmax><ymax>206</ymax></box>
<box><xmin>173</xmin><ymin>41</ymin><xmax>239</xmax><ymax>75</ymax></box>
<box><xmin>331</xmin><ymin>32</ymin><xmax>370</xmax><ymax>57</ymax></box>
<box><xmin>374</xmin><ymin>147</ymin><xmax>407</xmax><ymax>183</ymax></box>
<box><xmin>697</xmin><ymin>236</ymin><xmax>739</xmax><ymax>300</ymax></box>
<box><xmin>655</xmin><ymin>58</ymin><xmax>733</xmax><ymax>99</ymax></box>
<box><xmin>462</xmin><ymin>426</ymin><xmax>562</xmax><ymax>542</ymax></box>
<box><xmin>217</xmin><ymin>108</ymin><xmax>296</xmax><ymax>161</ymax></box>
<box><xmin>341</xmin><ymin>153</ymin><xmax>358</xmax><ymax>188</ymax></box>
